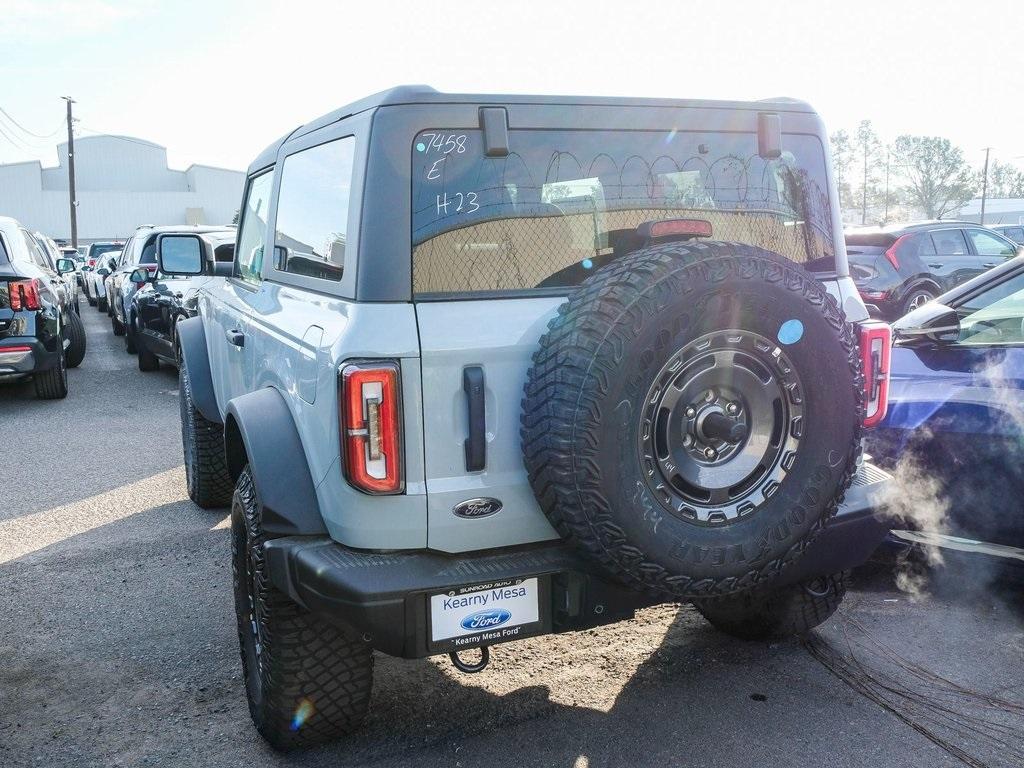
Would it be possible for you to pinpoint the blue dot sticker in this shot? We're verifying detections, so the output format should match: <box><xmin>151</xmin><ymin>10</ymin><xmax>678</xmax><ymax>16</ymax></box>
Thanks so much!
<box><xmin>416</xmin><ymin>142</ymin><xmax>426</xmax><ymax>152</ymax></box>
<box><xmin>777</xmin><ymin>319</ymin><xmax>804</xmax><ymax>345</ymax></box>
<box><xmin>582</xmin><ymin>258</ymin><xmax>594</xmax><ymax>270</ymax></box>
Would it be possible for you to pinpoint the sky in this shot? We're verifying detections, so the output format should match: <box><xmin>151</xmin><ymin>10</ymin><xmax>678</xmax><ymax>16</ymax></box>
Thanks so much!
<box><xmin>2</xmin><ymin>0</ymin><xmax>1023</xmax><ymax>174</ymax></box>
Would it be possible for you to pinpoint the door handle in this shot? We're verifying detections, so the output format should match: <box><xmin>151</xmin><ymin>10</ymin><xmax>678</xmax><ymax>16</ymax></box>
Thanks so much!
<box><xmin>463</xmin><ymin>366</ymin><xmax>486</xmax><ymax>472</ymax></box>
<box><xmin>983</xmin><ymin>262</ymin><xmax>999</xmax><ymax>269</ymax></box>
<box><xmin>928</xmin><ymin>263</ymin><xmax>943</xmax><ymax>269</ymax></box>
<box><xmin>225</xmin><ymin>328</ymin><xmax>245</xmax><ymax>347</ymax></box>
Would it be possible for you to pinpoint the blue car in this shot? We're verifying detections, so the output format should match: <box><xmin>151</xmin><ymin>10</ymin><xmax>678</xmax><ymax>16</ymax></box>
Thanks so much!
<box><xmin>867</xmin><ymin>255</ymin><xmax>1024</xmax><ymax>558</ymax></box>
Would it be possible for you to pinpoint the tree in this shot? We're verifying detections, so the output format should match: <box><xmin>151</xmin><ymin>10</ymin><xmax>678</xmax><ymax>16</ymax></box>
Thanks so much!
<box><xmin>231</xmin><ymin>208</ymin><xmax>240</xmax><ymax>225</ymax></box>
<box><xmin>830</xmin><ymin>129</ymin><xmax>855</xmax><ymax>210</ymax></box>
<box><xmin>891</xmin><ymin>135</ymin><xmax>976</xmax><ymax>219</ymax></box>
<box><xmin>986</xmin><ymin>160</ymin><xmax>1024</xmax><ymax>199</ymax></box>
<box><xmin>855</xmin><ymin>120</ymin><xmax>882</xmax><ymax>224</ymax></box>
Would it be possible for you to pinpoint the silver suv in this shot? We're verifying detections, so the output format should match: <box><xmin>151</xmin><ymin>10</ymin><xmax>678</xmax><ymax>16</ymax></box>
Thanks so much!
<box><xmin>166</xmin><ymin>87</ymin><xmax>893</xmax><ymax>750</ymax></box>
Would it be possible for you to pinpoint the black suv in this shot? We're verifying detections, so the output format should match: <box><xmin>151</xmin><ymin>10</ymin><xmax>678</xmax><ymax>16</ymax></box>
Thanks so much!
<box><xmin>846</xmin><ymin>221</ymin><xmax>1021</xmax><ymax>319</ymax></box>
<box><xmin>0</xmin><ymin>216</ymin><xmax>87</xmax><ymax>399</ymax></box>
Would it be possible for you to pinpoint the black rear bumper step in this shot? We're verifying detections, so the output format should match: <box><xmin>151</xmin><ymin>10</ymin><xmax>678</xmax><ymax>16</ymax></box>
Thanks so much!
<box><xmin>265</xmin><ymin>463</ymin><xmax>891</xmax><ymax>658</ymax></box>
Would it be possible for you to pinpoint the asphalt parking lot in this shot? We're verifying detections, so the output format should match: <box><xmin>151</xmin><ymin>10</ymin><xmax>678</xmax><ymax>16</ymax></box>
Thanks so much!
<box><xmin>1</xmin><ymin>307</ymin><xmax>1023</xmax><ymax>768</ymax></box>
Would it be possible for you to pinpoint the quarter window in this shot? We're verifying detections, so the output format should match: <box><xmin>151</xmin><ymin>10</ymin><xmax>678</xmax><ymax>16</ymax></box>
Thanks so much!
<box><xmin>237</xmin><ymin>171</ymin><xmax>274</xmax><ymax>284</ymax></box>
<box><xmin>274</xmin><ymin>136</ymin><xmax>355</xmax><ymax>282</ymax></box>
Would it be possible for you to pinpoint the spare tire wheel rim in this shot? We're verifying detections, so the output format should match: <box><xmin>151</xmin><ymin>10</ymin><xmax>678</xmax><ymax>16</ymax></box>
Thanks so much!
<box><xmin>638</xmin><ymin>329</ymin><xmax>803</xmax><ymax>524</ymax></box>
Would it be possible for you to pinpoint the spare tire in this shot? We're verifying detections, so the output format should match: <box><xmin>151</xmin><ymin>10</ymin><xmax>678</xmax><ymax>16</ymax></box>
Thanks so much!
<box><xmin>521</xmin><ymin>241</ymin><xmax>862</xmax><ymax>599</ymax></box>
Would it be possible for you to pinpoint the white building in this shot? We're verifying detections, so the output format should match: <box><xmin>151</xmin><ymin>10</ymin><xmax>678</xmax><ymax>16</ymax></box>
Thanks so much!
<box><xmin>0</xmin><ymin>135</ymin><xmax>244</xmax><ymax>243</ymax></box>
<box><xmin>956</xmin><ymin>197</ymin><xmax>1024</xmax><ymax>226</ymax></box>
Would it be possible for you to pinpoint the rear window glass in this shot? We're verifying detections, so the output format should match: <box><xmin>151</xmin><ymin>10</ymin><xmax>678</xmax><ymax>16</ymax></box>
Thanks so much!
<box><xmin>88</xmin><ymin>243</ymin><xmax>121</xmax><ymax>259</ymax></box>
<box><xmin>411</xmin><ymin>128</ymin><xmax>834</xmax><ymax>296</ymax></box>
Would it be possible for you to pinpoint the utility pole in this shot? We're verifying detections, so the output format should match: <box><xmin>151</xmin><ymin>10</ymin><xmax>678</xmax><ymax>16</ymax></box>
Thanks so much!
<box><xmin>980</xmin><ymin>147</ymin><xmax>992</xmax><ymax>226</ymax></box>
<box><xmin>861</xmin><ymin>142</ymin><xmax>868</xmax><ymax>225</ymax></box>
<box><xmin>883</xmin><ymin>150</ymin><xmax>890</xmax><ymax>224</ymax></box>
<box><xmin>61</xmin><ymin>97</ymin><xmax>78</xmax><ymax>248</ymax></box>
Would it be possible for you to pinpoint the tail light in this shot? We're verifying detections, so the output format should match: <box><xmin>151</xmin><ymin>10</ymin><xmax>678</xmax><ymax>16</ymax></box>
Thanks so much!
<box><xmin>340</xmin><ymin>361</ymin><xmax>403</xmax><ymax>494</ymax></box>
<box><xmin>8</xmin><ymin>279</ymin><xmax>42</xmax><ymax>311</ymax></box>
<box><xmin>883</xmin><ymin>235</ymin><xmax>908</xmax><ymax>270</ymax></box>
<box><xmin>87</xmin><ymin>258</ymin><xmax>97</xmax><ymax>267</ymax></box>
<box><xmin>859</xmin><ymin>321</ymin><xmax>892</xmax><ymax>428</ymax></box>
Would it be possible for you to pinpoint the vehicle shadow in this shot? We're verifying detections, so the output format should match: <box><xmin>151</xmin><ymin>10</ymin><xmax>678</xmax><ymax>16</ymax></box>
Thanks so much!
<box><xmin>3</xmin><ymin>499</ymin><xmax>1015</xmax><ymax>768</ymax></box>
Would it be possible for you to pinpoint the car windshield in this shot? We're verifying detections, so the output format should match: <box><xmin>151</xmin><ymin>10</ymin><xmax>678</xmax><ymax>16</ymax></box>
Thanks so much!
<box><xmin>411</xmin><ymin>127</ymin><xmax>834</xmax><ymax>295</ymax></box>
<box><xmin>956</xmin><ymin>269</ymin><xmax>1024</xmax><ymax>345</ymax></box>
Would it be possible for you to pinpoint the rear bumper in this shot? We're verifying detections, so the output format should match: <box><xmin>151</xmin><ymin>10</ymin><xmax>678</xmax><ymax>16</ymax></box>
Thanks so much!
<box><xmin>0</xmin><ymin>336</ymin><xmax>60</xmax><ymax>375</ymax></box>
<box><xmin>265</xmin><ymin>463</ymin><xmax>891</xmax><ymax>659</ymax></box>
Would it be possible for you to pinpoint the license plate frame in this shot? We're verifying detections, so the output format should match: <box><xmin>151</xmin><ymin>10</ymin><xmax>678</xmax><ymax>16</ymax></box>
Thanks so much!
<box><xmin>427</xmin><ymin>575</ymin><xmax>550</xmax><ymax>654</ymax></box>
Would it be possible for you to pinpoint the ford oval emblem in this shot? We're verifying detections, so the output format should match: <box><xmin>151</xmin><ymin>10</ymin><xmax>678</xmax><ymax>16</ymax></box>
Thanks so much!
<box><xmin>460</xmin><ymin>608</ymin><xmax>511</xmax><ymax>631</ymax></box>
<box><xmin>452</xmin><ymin>497</ymin><xmax>503</xmax><ymax>519</ymax></box>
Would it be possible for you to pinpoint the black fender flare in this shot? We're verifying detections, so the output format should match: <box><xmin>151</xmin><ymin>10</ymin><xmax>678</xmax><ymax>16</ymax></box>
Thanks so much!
<box><xmin>176</xmin><ymin>316</ymin><xmax>220</xmax><ymax>423</ymax></box>
<box><xmin>225</xmin><ymin>387</ymin><xmax>327</xmax><ymax>536</ymax></box>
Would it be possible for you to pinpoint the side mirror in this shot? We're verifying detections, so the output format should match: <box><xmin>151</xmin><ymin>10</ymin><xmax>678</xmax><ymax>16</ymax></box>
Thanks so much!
<box><xmin>129</xmin><ymin>268</ymin><xmax>151</xmax><ymax>284</ymax></box>
<box><xmin>157</xmin><ymin>234</ymin><xmax>204</xmax><ymax>276</ymax></box>
<box><xmin>97</xmin><ymin>267</ymin><xmax>110</xmax><ymax>276</ymax></box>
<box><xmin>56</xmin><ymin>258</ymin><xmax>76</xmax><ymax>274</ymax></box>
<box><xmin>892</xmin><ymin>302</ymin><xmax>960</xmax><ymax>345</ymax></box>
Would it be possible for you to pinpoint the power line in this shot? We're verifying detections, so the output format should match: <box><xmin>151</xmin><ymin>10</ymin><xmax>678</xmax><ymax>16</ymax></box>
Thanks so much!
<box><xmin>0</xmin><ymin>105</ymin><xmax>63</xmax><ymax>139</ymax></box>
<box><xmin>77</xmin><ymin>126</ymin><xmax>159</xmax><ymax>149</ymax></box>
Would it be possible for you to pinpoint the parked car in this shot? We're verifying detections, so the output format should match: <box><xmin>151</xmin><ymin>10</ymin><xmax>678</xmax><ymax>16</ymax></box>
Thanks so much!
<box><xmin>846</xmin><ymin>222</ymin><xmax>1021</xmax><ymax>320</ymax></box>
<box><xmin>33</xmin><ymin>232</ymin><xmax>79</xmax><ymax>313</ymax></box>
<box><xmin>84</xmin><ymin>241</ymin><xmax>123</xmax><ymax>270</ymax></box>
<box><xmin>167</xmin><ymin>87</ymin><xmax>893</xmax><ymax>749</ymax></box>
<box><xmin>128</xmin><ymin>227</ymin><xmax>234</xmax><ymax>369</ymax></box>
<box><xmin>110</xmin><ymin>225</ymin><xmax>234</xmax><ymax>349</ymax></box>
<box><xmin>59</xmin><ymin>247</ymin><xmax>86</xmax><ymax>289</ymax></box>
<box><xmin>867</xmin><ymin>254</ymin><xmax>1024</xmax><ymax>558</ymax></box>
<box><xmin>990</xmin><ymin>224</ymin><xmax>1024</xmax><ymax>245</ymax></box>
<box><xmin>0</xmin><ymin>216</ymin><xmax>86</xmax><ymax>399</ymax></box>
<box><xmin>84</xmin><ymin>250</ymin><xmax>119</xmax><ymax>310</ymax></box>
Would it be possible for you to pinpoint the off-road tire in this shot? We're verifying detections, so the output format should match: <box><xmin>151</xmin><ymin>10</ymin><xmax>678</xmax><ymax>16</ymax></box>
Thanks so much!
<box><xmin>695</xmin><ymin>570</ymin><xmax>849</xmax><ymax>640</ymax></box>
<box><xmin>34</xmin><ymin>345</ymin><xmax>68</xmax><ymax>399</ymax></box>
<box><xmin>87</xmin><ymin>294</ymin><xmax>97</xmax><ymax>307</ymax></box>
<box><xmin>521</xmin><ymin>242</ymin><xmax>863</xmax><ymax>600</ymax></box>
<box><xmin>65</xmin><ymin>311</ymin><xmax>87</xmax><ymax>368</ymax></box>
<box><xmin>180</xmin><ymin>359</ymin><xmax>233</xmax><ymax>508</ymax></box>
<box><xmin>111</xmin><ymin>312</ymin><xmax>125</xmax><ymax>336</ymax></box>
<box><xmin>97</xmin><ymin>296</ymin><xmax>107</xmax><ymax>312</ymax></box>
<box><xmin>232</xmin><ymin>466</ymin><xmax>373</xmax><ymax>750</ymax></box>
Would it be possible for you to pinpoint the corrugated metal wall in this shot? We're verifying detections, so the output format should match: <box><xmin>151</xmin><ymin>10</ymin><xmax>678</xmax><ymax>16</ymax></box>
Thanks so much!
<box><xmin>0</xmin><ymin>135</ymin><xmax>244</xmax><ymax>241</ymax></box>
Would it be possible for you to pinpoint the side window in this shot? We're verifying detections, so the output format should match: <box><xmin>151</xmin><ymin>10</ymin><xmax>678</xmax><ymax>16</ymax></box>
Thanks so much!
<box><xmin>21</xmin><ymin>230</ymin><xmax>50</xmax><ymax>269</ymax></box>
<box><xmin>1009</xmin><ymin>228</ymin><xmax>1024</xmax><ymax>242</ymax></box>
<box><xmin>274</xmin><ymin>136</ymin><xmax>355</xmax><ymax>282</ymax></box>
<box><xmin>967</xmin><ymin>229</ymin><xmax>1016</xmax><ymax>257</ymax></box>
<box><xmin>140</xmin><ymin>238</ymin><xmax>157</xmax><ymax>264</ymax></box>
<box><xmin>237</xmin><ymin>171</ymin><xmax>274</xmax><ymax>284</ymax></box>
<box><xmin>930</xmin><ymin>229</ymin><xmax>968</xmax><ymax>255</ymax></box>
<box><xmin>956</xmin><ymin>270</ymin><xmax>1024</xmax><ymax>345</ymax></box>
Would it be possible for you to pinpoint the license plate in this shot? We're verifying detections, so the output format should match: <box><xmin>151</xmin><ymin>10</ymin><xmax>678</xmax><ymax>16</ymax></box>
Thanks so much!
<box><xmin>429</xmin><ymin>577</ymin><xmax>541</xmax><ymax>651</ymax></box>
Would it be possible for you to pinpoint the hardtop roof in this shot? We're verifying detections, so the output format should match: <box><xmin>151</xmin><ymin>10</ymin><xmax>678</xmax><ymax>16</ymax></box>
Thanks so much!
<box><xmin>248</xmin><ymin>85</ymin><xmax>817</xmax><ymax>173</ymax></box>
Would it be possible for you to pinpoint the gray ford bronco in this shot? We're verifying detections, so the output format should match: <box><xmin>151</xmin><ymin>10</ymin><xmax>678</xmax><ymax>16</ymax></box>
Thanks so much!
<box><xmin>165</xmin><ymin>86</ymin><xmax>893</xmax><ymax>749</ymax></box>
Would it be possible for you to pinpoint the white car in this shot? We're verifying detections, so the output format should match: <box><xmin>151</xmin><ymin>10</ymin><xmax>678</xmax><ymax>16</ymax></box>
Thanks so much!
<box><xmin>84</xmin><ymin>250</ymin><xmax>120</xmax><ymax>311</ymax></box>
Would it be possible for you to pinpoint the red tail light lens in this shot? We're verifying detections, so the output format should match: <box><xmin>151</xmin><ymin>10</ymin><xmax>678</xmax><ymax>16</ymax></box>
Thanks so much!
<box><xmin>883</xmin><ymin>235</ymin><xmax>907</xmax><ymax>270</ymax></box>
<box><xmin>8</xmin><ymin>279</ymin><xmax>42</xmax><ymax>311</ymax></box>
<box><xmin>859</xmin><ymin>321</ymin><xmax>892</xmax><ymax>427</ymax></box>
<box><xmin>340</xmin><ymin>361</ymin><xmax>403</xmax><ymax>494</ymax></box>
